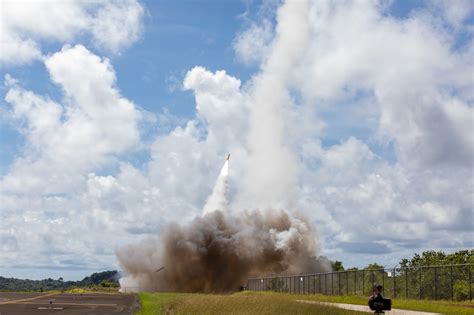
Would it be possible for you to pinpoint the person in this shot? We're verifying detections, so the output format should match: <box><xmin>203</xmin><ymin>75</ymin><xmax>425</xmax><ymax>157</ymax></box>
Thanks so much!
<box><xmin>368</xmin><ymin>284</ymin><xmax>385</xmax><ymax>313</ymax></box>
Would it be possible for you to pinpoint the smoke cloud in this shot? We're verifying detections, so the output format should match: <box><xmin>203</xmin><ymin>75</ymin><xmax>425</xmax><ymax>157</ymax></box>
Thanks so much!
<box><xmin>117</xmin><ymin>208</ymin><xmax>320</xmax><ymax>292</ymax></box>
<box><xmin>117</xmin><ymin>155</ymin><xmax>327</xmax><ymax>292</ymax></box>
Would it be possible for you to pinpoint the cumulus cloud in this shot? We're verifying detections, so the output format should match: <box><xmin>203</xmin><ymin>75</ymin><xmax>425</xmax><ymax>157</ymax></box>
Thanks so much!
<box><xmin>0</xmin><ymin>45</ymin><xmax>144</xmax><ymax>270</ymax></box>
<box><xmin>0</xmin><ymin>0</ymin><xmax>144</xmax><ymax>66</ymax></box>
<box><xmin>2</xmin><ymin>45</ymin><xmax>141</xmax><ymax>194</ymax></box>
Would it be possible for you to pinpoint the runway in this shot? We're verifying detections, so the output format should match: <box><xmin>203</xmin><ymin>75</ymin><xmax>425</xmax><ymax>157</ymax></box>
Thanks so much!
<box><xmin>0</xmin><ymin>292</ymin><xmax>139</xmax><ymax>315</ymax></box>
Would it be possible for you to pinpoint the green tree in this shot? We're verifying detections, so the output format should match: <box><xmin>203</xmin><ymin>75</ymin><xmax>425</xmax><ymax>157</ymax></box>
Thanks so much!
<box><xmin>333</xmin><ymin>261</ymin><xmax>345</xmax><ymax>271</ymax></box>
<box><xmin>398</xmin><ymin>250</ymin><xmax>473</xmax><ymax>300</ymax></box>
<box><xmin>365</xmin><ymin>263</ymin><xmax>384</xmax><ymax>270</ymax></box>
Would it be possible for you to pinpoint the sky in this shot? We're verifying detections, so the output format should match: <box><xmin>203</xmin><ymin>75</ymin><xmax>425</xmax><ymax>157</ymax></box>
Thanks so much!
<box><xmin>0</xmin><ymin>0</ymin><xmax>473</xmax><ymax>281</ymax></box>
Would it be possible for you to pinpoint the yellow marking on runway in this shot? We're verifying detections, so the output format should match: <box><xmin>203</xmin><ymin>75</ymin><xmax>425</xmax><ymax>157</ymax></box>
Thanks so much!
<box><xmin>0</xmin><ymin>293</ymin><xmax>57</xmax><ymax>305</ymax></box>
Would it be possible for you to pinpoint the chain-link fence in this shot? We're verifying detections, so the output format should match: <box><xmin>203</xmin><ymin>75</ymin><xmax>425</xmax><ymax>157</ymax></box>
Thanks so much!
<box><xmin>247</xmin><ymin>264</ymin><xmax>473</xmax><ymax>301</ymax></box>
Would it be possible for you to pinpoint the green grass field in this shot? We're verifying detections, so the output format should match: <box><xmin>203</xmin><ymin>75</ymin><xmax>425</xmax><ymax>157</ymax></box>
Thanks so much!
<box><xmin>135</xmin><ymin>291</ymin><xmax>474</xmax><ymax>315</ymax></box>
<box><xmin>135</xmin><ymin>291</ymin><xmax>367</xmax><ymax>315</ymax></box>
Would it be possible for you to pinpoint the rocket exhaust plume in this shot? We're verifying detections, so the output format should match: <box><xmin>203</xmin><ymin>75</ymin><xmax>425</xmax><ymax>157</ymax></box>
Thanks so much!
<box><xmin>117</xmin><ymin>155</ymin><xmax>326</xmax><ymax>292</ymax></box>
<box><xmin>202</xmin><ymin>154</ymin><xmax>229</xmax><ymax>216</ymax></box>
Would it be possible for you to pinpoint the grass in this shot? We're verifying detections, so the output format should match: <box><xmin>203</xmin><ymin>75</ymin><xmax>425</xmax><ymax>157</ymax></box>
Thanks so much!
<box><xmin>136</xmin><ymin>291</ymin><xmax>474</xmax><ymax>315</ymax></box>
<box><xmin>136</xmin><ymin>291</ymin><xmax>365</xmax><ymax>314</ymax></box>
<box><xmin>135</xmin><ymin>292</ymin><xmax>180</xmax><ymax>315</ymax></box>
<box><xmin>60</xmin><ymin>286</ymin><xmax>120</xmax><ymax>294</ymax></box>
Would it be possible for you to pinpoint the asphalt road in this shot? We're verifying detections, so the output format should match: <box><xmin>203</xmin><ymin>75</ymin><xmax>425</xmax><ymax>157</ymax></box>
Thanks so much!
<box><xmin>0</xmin><ymin>292</ymin><xmax>139</xmax><ymax>315</ymax></box>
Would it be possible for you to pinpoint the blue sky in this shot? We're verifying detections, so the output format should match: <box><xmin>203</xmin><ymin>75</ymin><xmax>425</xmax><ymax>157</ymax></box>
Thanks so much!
<box><xmin>0</xmin><ymin>0</ymin><xmax>473</xmax><ymax>281</ymax></box>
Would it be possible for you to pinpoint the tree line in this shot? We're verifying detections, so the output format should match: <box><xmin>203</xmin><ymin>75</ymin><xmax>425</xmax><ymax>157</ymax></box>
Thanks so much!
<box><xmin>0</xmin><ymin>270</ymin><xmax>119</xmax><ymax>291</ymax></box>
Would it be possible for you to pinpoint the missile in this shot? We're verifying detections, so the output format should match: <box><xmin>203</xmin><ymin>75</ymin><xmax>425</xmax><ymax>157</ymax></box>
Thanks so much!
<box><xmin>226</xmin><ymin>153</ymin><xmax>230</xmax><ymax>161</ymax></box>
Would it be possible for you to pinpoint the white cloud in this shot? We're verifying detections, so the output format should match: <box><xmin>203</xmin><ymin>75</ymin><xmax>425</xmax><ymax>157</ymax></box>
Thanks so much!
<box><xmin>0</xmin><ymin>0</ymin><xmax>144</xmax><ymax>66</ymax></box>
<box><xmin>428</xmin><ymin>0</ymin><xmax>474</xmax><ymax>30</ymax></box>
<box><xmin>2</xmin><ymin>44</ymin><xmax>142</xmax><ymax>194</ymax></box>
<box><xmin>0</xmin><ymin>32</ymin><xmax>42</xmax><ymax>65</ymax></box>
<box><xmin>91</xmin><ymin>0</ymin><xmax>144</xmax><ymax>53</ymax></box>
<box><xmin>233</xmin><ymin>19</ymin><xmax>274</xmax><ymax>65</ymax></box>
<box><xmin>1</xmin><ymin>44</ymin><xmax>145</xmax><ymax>271</ymax></box>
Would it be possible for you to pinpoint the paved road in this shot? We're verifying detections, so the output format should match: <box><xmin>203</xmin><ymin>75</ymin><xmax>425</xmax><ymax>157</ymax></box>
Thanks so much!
<box><xmin>296</xmin><ymin>300</ymin><xmax>441</xmax><ymax>315</ymax></box>
<box><xmin>0</xmin><ymin>293</ymin><xmax>139</xmax><ymax>315</ymax></box>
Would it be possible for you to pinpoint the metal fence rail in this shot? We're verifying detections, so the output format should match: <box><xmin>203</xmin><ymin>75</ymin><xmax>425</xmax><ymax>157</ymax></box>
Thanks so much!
<box><xmin>247</xmin><ymin>263</ymin><xmax>473</xmax><ymax>301</ymax></box>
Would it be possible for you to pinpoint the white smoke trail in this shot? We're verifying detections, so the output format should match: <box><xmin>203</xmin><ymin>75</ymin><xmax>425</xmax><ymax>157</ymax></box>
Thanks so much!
<box><xmin>202</xmin><ymin>159</ymin><xmax>229</xmax><ymax>215</ymax></box>
<box><xmin>236</xmin><ymin>0</ymin><xmax>311</xmax><ymax>210</ymax></box>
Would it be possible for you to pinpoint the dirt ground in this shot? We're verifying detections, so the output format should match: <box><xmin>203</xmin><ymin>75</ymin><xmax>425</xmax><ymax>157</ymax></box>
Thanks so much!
<box><xmin>0</xmin><ymin>292</ymin><xmax>139</xmax><ymax>315</ymax></box>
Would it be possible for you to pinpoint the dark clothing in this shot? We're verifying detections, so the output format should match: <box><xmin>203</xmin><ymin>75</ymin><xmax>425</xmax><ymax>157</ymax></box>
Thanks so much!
<box><xmin>368</xmin><ymin>293</ymin><xmax>384</xmax><ymax>310</ymax></box>
<box><xmin>368</xmin><ymin>293</ymin><xmax>391</xmax><ymax>312</ymax></box>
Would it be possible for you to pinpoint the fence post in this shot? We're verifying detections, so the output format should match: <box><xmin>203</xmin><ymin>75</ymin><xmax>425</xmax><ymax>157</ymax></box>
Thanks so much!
<box><xmin>469</xmin><ymin>265</ymin><xmax>472</xmax><ymax>301</ymax></box>
<box><xmin>305</xmin><ymin>276</ymin><xmax>307</xmax><ymax>294</ymax></box>
<box><xmin>299</xmin><ymin>276</ymin><xmax>301</xmax><ymax>294</ymax></box>
<box><xmin>338</xmin><ymin>272</ymin><xmax>341</xmax><ymax>295</ymax></box>
<box><xmin>450</xmin><ymin>266</ymin><xmax>453</xmax><ymax>300</ymax></box>
<box><xmin>372</xmin><ymin>271</ymin><xmax>375</xmax><ymax>289</ymax></box>
<box><xmin>393</xmin><ymin>268</ymin><xmax>396</xmax><ymax>298</ymax></box>
<box><xmin>300</xmin><ymin>276</ymin><xmax>302</xmax><ymax>294</ymax></box>
<box><xmin>325</xmin><ymin>274</ymin><xmax>328</xmax><ymax>295</ymax></box>
<box><xmin>319</xmin><ymin>274</ymin><xmax>322</xmax><ymax>294</ymax></box>
<box><xmin>363</xmin><ymin>270</ymin><xmax>365</xmax><ymax>295</ymax></box>
<box><xmin>346</xmin><ymin>271</ymin><xmax>349</xmax><ymax>295</ymax></box>
<box><xmin>405</xmin><ymin>268</ymin><xmax>408</xmax><ymax>298</ymax></box>
<box><xmin>382</xmin><ymin>269</ymin><xmax>385</xmax><ymax>295</ymax></box>
<box><xmin>294</xmin><ymin>276</ymin><xmax>296</xmax><ymax>294</ymax></box>
<box><xmin>434</xmin><ymin>266</ymin><xmax>437</xmax><ymax>300</ymax></box>
<box><xmin>331</xmin><ymin>272</ymin><xmax>334</xmax><ymax>295</ymax></box>
<box><xmin>419</xmin><ymin>268</ymin><xmax>422</xmax><ymax>299</ymax></box>
<box><xmin>354</xmin><ymin>271</ymin><xmax>357</xmax><ymax>295</ymax></box>
<box><xmin>309</xmin><ymin>275</ymin><xmax>311</xmax><ymax>294</ymax></box>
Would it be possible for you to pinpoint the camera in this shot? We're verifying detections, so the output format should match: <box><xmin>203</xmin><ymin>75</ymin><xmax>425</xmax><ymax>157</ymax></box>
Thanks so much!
<box><xmin>369</xmin><ymin>296</ymin><xmax>391</xmax><ymax>314</ymax></box>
